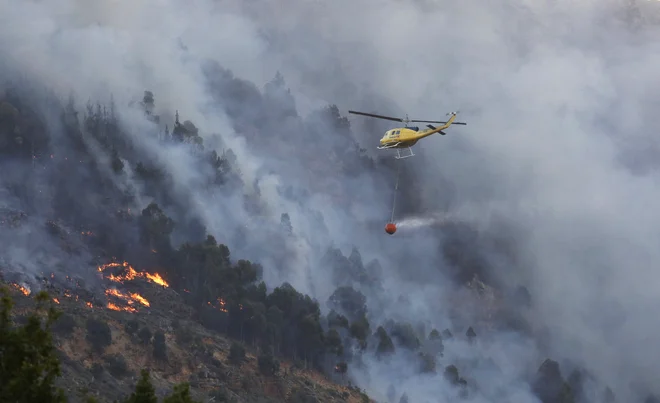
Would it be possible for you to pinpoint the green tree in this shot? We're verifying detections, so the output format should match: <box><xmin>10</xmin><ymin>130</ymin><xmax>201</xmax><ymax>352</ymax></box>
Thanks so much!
<box><xmin>418</xmin><ymin>352</ymin><xmax>436</xmax><ymax>374</ymax></box>
<box><xmin>86</xmin><ymin>317</ymin><xmax>112</xmax><ymax>353</ymax></box>
<box><xmin>326</xmin><ymin>310</ymin><xmax>349</xmax><ymax>329</ymax></box>
<box><xmin>139</xmin><ymin>203</ymin><xmax>174</xmax><ymax>251</ymax></box>
<box><xmin>228</xmin><ymin>342</ymin><xmax>245</xmax><ymax>366</ymax></box>
<box><xmin>426</xmin><ymin>328</ymin><xmax>444</xmax><ymax>355</ymax></box>
<box><xmin>390</xmin><ymin>322</ymin><xmax>420</xmax><ymax>350</ymax></box>
<box><xmin>153</xmin><ymin>330</ymin><xmax>167</xmax><ymax>361</ymax></box>
<box><xmin>125</xmin><ymin>319</ymin><xmax>139</xmax><ymax>335</ymax></box>
<box><xmin>298</xmin><ymin>313</ymin><xmax>325</xmax><ymax>364</ymax></box>
<box><xmin>265</xmin><ymin>305</ymin><xmax>284</xmax><ymax>353</ymax></box>
<box><xmin>280</xmin><ymin>213</ymin><xmax>293</xmax><ymax>235</ymax></box>
<box><xmin>325</xmin><ymin>328</ymin><xmax>343</xmax><ymax>356</ymax></box>
<box><xmin>124</xmin><ymin>369</ymin><xmax>157</xmax><ymax>403</ymax></box>
<box><xmin>349</xmin><ymin>316</ymin><xmax>370</xmax><ymax>349</ymax></box>
<box><xmin>52</xmin><ymin>313</ymin><xmax>77</xmax><ymax>337</ymax></box>
<box><xmin>334</xmin><ymin>362</ymin><xmax>347</xmax><ymax>375</ymax></box>
<box><xmin>444</xmin><ymin>365</ymin><xmax>467</xmax><ymax>387</ymax></box>
<box><xmin>327</xmin><ymin>286</ymin><xmax>367</xmax><ymax>322</ymax></box>
<box><xmin>533</xmin><ymin>359</ymin><xmax>573</xmax><ymax>403</ymax></box>
<box><xmin>138</xmin><ymin>326</ymin><xmax>152</xmax><ymax>345</ymax></box>
<box><xmin>466</xmin><ymin>326</ymin><xmax>476</xmax><ymax>343</ymax></box>
<box><xmin>104</xmin><ymin>354</ymin><xmax>129</xmax><ymax>378</ymax></box>
<box><xmin>0</xmin><ymin>288</ymin><xmax>67</xmax><ymax>402</ymax></box>
<box><xmin>263</xmin><ymin>71</ymin><xmax>297</xmax><ymax>120</ymax></box>
<box><xmin>163</xmin><ymin>383</ymin><xmax>200</xmax><ymax>403</ymax></box>
<box><xmin>257</xmin><ymin>352</ymin><xmax>280</xmax><ymax>376</ymax></box>
<box><xmin>111</xmin><ymin>149</ymin><xmax>124</xmax><ymax>173</ymax></box>
<box><xmin>375</xmin><ymin>326</ymin><xmax>395</xmax><ymax>356</ymax></box>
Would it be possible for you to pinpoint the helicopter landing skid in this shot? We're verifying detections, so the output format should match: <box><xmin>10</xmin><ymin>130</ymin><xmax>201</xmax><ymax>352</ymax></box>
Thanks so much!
<box><xmin>395</xmin><ymin>147</ymin><xmax>415</xmax><ymax>160</ymax></box>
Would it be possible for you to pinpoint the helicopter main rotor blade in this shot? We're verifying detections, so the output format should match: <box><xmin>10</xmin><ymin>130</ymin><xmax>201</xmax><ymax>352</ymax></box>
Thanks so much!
<box><xmin>348</xmin><ymin>110</ymin><xmax>404</xmax><ymax>122</ymax></box>
<box><xmin>411</xmin><ymin>119</ymin><xmax>467</xmax><ymax>125</ymax></box>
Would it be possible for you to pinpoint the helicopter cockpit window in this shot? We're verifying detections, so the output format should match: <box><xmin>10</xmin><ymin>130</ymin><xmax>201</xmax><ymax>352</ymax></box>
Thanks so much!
<box><xmin>409</xmin><ymin>126</ymin><xmax>419</xmax><ymax>131</ymax></box>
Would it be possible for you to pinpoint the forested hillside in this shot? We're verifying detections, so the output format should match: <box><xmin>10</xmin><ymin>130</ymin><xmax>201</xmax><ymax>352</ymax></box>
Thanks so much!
<box><xmin>0</xmin><ymin>69</ymin><xmax>615</xmax><ymax>403</ymax></box>
<box><xmin>2</xmin><ymin>0</ymin><xmax>660</xmax><ymax>402</ymax></box>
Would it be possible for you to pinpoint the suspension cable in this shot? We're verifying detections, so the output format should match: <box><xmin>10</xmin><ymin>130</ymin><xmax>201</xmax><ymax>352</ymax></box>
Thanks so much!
<box><xmin>390</xmin><ymin>159</ymin><xmax>401</xmax><ymax>223</ymax></box>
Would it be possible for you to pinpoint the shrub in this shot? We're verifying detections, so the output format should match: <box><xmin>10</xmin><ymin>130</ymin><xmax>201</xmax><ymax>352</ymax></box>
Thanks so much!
<box><xmin>257</xmin><ymin>353</ymin><xmax>280</xmax><ymax>376</ymax></box>
<box><xmin>90</xmin><ymin>363</ymin><xmax>104</xmax><ymax>378</ymax></box>
<box><xmin>104</xmin><ymin>354</ymin><xmax>129</xmax><ymax>378</ymax></box>
<box><xmin>138</xmin><ymin>326</ymin><xmax>152</xmax><ymax>345</ymax></box>
<box><xmin>85</xmin><ymin>318</ymin><xmax>112</xmax><ymax>353</ymax></box>
<box><xmin>153</xmin><ymin>330</ymin><xmax>167</xmax><ymax>361</ymax></box>
<box><xmin>125</xmin><ymin>319</ymin><xmax>139</xmax><ymax>335</ymax></box>
<box><xmin>52</xmin><ymin>313</ymin><xmax>77</xmax><ymax>336</ymax></box>
<box><xmin>228</xmin><ymin>342</ymin><xmax>245</xmax><ymax>366</ymax></box>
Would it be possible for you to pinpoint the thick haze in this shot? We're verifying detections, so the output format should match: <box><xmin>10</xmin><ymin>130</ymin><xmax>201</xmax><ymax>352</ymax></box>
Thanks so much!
<box><xmin>2</xmin><ymin>0</ymin><xmax>660</xmax><ymax>401</ymax></box>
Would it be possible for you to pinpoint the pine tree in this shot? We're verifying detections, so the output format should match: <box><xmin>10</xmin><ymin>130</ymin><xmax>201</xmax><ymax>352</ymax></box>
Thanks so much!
<box><xmin>0</xmin><ymin>287</ymin><xmax>67</xmax><ymax>403</ymax></box>
<box><xmin>163</xmin><ymin>383</ymin><xmax>200</xmax><ymax>403</ymax></box>
<box><xmin>124</xmin><ymin>369</ymin><xmax>158</xmax><ymax>403</ymax></box>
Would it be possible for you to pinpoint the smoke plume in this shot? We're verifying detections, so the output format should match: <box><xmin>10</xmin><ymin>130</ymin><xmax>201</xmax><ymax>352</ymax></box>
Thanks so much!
<box><xmin>2</xmin><ymin>0</ymin><xmax>660</xmax><ymax>401</ymax></box>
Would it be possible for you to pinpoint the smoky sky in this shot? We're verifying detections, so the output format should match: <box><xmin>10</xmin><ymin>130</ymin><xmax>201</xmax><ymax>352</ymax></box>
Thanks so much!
<box><xmin>2</xmin><ymin>0</ymin><xmax>660</xmax><ymax>401</ymax></box>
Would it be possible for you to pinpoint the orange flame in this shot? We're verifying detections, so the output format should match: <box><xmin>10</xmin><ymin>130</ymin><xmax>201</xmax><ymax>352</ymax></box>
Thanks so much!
<box><xmin>97</xmin><ymin>262</ymin><xmax>128</xmax><ymax>272</ymax></box>
<box><xmin>210</xmin><ymin>298</ymin><xmax>228</xmax><ymax>313</ymax></box>
<box><xmin>98</xmin><ymin>261</ymin><xmax>169</xmax><ymax>288</ymax></box>
<box><xmin>107</xmin><ymin>302</ymin><xmax>137</xmax><ymax>313</ymax></box>
<box><xmin>144</xmin><ymin>272</ymin><xmax>168</xmax><ymax>287</ymax></box>
<box><xmin>105</xmin><ymin>288</ymin><xmax>150</xmax><ymax>307</ymax></box>
<box><xmin>10</xmin><ymin>283</ymin><xmax>30</xmax><ymax>296</ymax></box>
<box><xmin>52</xmin><ymin>298</ymin><xmax>60</xmax><ymax>304</ymax></box>
<box><xmin>131</xmin><ymin>293</ymin><xmax>150</xmax><ymax>307</ymax></box>
<box><xmin>86</xmin><ymin>302</ymin><xmax>93</xmax><ymax>309</ymax></box>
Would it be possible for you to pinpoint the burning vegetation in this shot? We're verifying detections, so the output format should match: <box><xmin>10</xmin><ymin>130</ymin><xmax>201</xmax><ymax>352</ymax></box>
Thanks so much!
<box><xmin>6</xmin><ymin>260</ymin><xmax>169</xmax><ymax>315</ymax></box>
<box><xmin>207</xmin><ymin>297</ymin><xmax>228</xmax><ymax>313</ymax></box>
<box><xmin>0</xmin><ymin>65</ymin><xmax>633</xmax><ymax>403</ymax></box>
<box><xmin>9</xmin><ymin>282</ymin><xmax>30</xmax><ymax>296</ymax></box>
<box><xmin>105</xmin><ymin>288</ymin><xmax>149</xmax><ymax>313</ymax></box>
<box><xmin>7</xmin><ymin>255</ymin><xmax>251</xmax><ymax>324</ymax></box>
<box><xmin>95</xmin><ymin>261</ymin><xmax>168</xmax><ymax>312</ymax></box>
<box><xmin>97</xmin><ymin>261</ymin><xmax>169</xmax><ymax>288</ymax></box>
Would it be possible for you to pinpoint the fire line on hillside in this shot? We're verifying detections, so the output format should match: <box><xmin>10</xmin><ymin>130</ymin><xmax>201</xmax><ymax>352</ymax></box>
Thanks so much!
<box><xmin>7</xmin><ymin>260</ymin><xmax>242</xmax><ymax>318</ymax></box>
<box><xmin>5</xmin><ymin>261</ymin><xmax>171</xmax><ymax>315</ymax></box>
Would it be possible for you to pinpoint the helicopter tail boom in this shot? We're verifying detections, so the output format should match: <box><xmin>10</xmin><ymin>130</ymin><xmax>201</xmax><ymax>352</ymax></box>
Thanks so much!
<box><xmin>417</xmin><ymin>112</ymin><xmax>458</xmax><ymax>139</ymax></box>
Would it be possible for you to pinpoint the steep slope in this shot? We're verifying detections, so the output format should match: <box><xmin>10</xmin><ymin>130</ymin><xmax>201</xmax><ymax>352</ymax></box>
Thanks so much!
<box><xmin>3</xmin><ymin>2</ymin><xmax>660</xmax><ymax>397</ymax></box>
<box><xmin>4</xmin><ymin>278</ymin><xmax>373</xmax><ymax>403</ymax></box>
<box><xmin>0</xmin><ymin>73</ymin><xmax>617</xmax><ymax>403</ymax></box>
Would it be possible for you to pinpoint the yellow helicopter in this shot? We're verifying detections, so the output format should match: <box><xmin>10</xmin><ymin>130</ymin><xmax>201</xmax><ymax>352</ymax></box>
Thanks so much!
<box><xmin>348</xmin><ymin>110</ymin><xmax>467</xmax><ymax>159</ymax></box>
